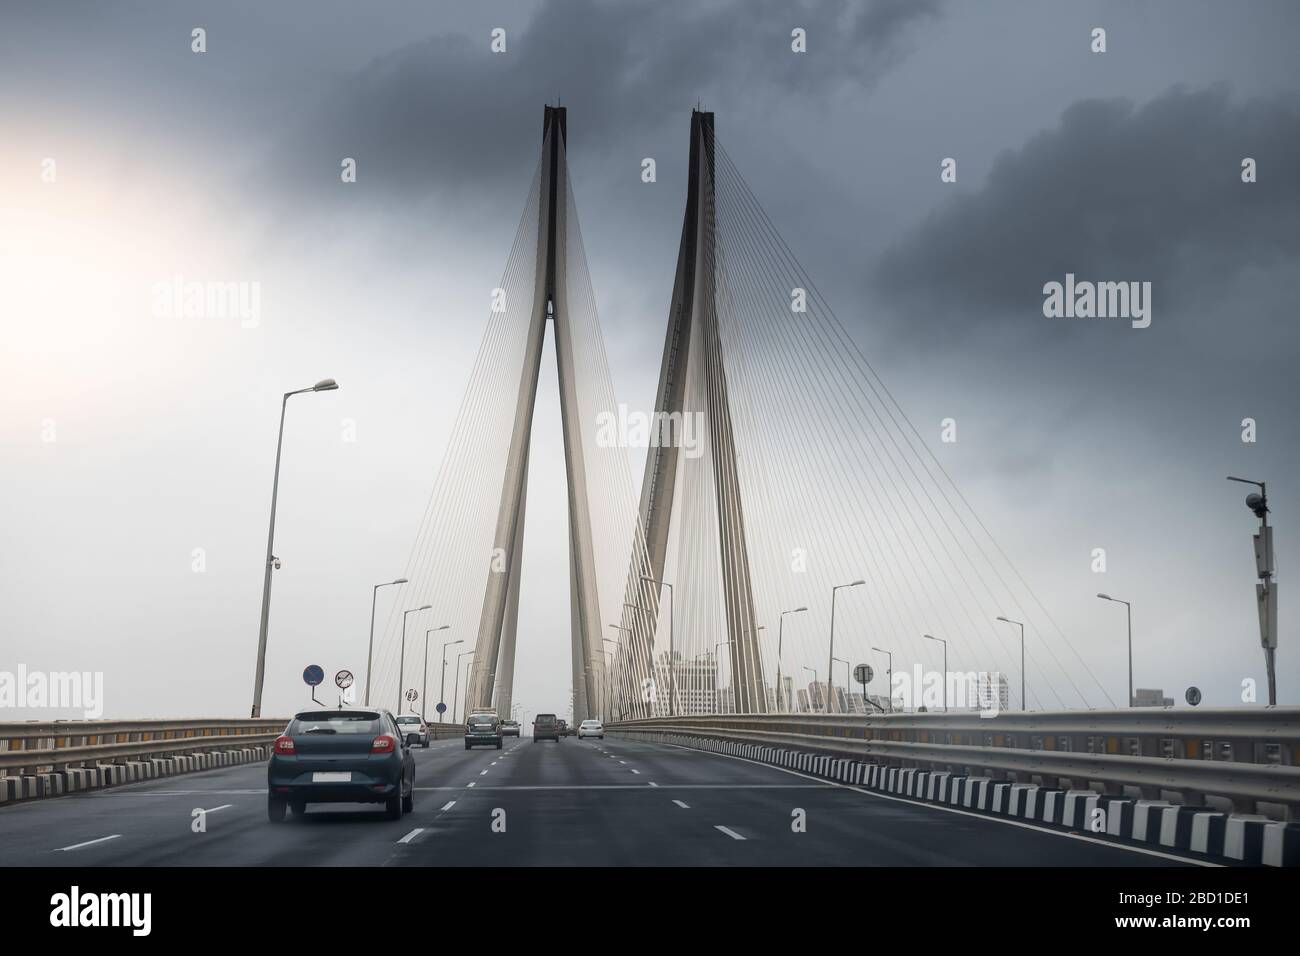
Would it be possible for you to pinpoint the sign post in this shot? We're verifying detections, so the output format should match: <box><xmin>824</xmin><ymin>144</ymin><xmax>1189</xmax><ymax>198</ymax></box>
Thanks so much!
<box><xmin>853</xmin><ymin>663</ymin><xmax>877</xmax><ymax>712</ymax></box>
<box><xmin>303</xmin><ymin>664</ymin><xmax>325</xmax><ymax>706</ymax></box>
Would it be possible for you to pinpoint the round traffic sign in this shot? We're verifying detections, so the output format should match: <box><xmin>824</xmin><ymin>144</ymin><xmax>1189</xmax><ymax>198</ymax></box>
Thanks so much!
<box><xmin>1185</xmin><ymin>686</ymin><xmax>1202</xmax><ymax>707</ymax></box>
<box><xmin>435</xmin><ymin>702</ymin><xmax>447</xmax><ymax>714</ymax></box>
<box><xmin>334</xmin><ymin>669</ymin><xmax>354</xmax><ymax>690</ymax></box>
<box><xmin>303</xmin><ymin>665</ymin><xmax>325</xmax><ymax>687</ymax></box>
<box><xmin>853</xmin><ymin>663</ymin><xmax>873</xmax><ymax>685</ymax></box>
<box><xmin>405</xmin><ymin>688</ymin><xmax>419</xmax><ymax>702</ymax></box>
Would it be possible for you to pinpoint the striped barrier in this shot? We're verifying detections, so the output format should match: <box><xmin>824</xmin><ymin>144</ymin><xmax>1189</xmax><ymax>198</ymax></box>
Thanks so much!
<box><xmin>613</xmin><ymin>729</ymin><xmax>1299</xmax><ymax>867</ymax></box>
<box><xmin>0</xmin><ymin>745</ymin><xmax>271</xmax><ymax>805</ymax></box>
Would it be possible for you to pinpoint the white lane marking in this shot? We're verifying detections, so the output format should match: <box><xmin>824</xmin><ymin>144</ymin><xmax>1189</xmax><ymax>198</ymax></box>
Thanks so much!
<box><xmin>57</xmin><ymin>834</ymin><xmax>121</xmax><ymax>851</ymax></box>
<box><xmin>673</xmin><ymin>800</ymin><xmax>690</xmax><ymax>809</ymax></box>
<box><xmin>440</xmin><ymin>800</ymin><xmax>457</xmax><ymax>811</ymax></box>
<box><xmin>715</xmin><ymin>826</ymin><xmax>746</xmax><ymax>841</ymax></box>
<box><xmin>467</xmin><ymin>782</ymin><xmax>476</xmax><ymax>788</ymax></box>
<box><xmin>648</xmin><ymin>782</ymin><xmax>659</xmax><ymax>787</ymax></box>
<box><xmin>479</xmin><ymin>770</ymin><xmax>489</xmax><ymax>775</ymax></box>
<box><xmin>397</xmin><ymin>828</ymin><xmax>424</xmax><ymax>844</ymax></box>
<box><xmin>630</xmin><ymin>769</ymin><xmax>641</xmax><ymax>775</ymax></box>
<box><xmin>619</xmin><ymin>760</ymin><xmax>627</xmax><ymax>764</ymax></box>
<box><xmin>200</xmin><ymin>804</ymin><xmax>233</xmax><ymax>814</ymax></box>
<box><xmin>653</xmin><ymin>741</ymin><xmax>1218</xmax><ymax>868</ymax></box>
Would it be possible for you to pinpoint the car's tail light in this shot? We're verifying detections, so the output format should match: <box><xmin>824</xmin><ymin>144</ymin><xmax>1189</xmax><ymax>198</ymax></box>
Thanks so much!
<box><xmin>371</xmin><ymin>734</ymin><xmax>397</xmax><ymax>754</ymax></box>
<box><xmin>273</xmin><ymin>735</ymin><xmax>295</xmax><ymax>755</ymax></box>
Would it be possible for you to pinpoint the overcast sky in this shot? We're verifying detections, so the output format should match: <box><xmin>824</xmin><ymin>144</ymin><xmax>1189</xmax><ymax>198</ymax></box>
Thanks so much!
<box><xmin>2</xmin><ymin>0</ymin><xmax>1297</xmax><ymax>720</ymax></box>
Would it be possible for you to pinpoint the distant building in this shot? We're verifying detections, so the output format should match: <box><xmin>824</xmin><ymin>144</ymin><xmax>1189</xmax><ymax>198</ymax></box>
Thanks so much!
<box><xmin>974</xmin><ymin>673</ymin><xmax>1011</xmax><ymax>713</ymax></box>
<box><xmin>1132</xmin><ymin>687</ymin><xmax>1173</xmax><ymax>708</ymax></box>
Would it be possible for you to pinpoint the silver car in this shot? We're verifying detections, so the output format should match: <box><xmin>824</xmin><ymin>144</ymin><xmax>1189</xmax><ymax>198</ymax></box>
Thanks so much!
<box><xmin>396</xmin><ymin>715</ymin><xmax>430</xmax><ymax>748</ymax></box>
<box><xmin>577</xmin><ymin>719</ymin><xmax>604</xmax><ymax>740</ymax></box>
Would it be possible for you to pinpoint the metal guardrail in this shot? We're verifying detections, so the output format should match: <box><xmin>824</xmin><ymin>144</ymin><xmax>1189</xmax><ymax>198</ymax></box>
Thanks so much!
<box><xmin>1</xmin><ymin>716</ymin><xmax>471</xmax><ymax>776</ymax></box>
<box><xmin>607</xmin><ymin>708</ymin><xmax>1300</xmax><ymax>815</ymax></box>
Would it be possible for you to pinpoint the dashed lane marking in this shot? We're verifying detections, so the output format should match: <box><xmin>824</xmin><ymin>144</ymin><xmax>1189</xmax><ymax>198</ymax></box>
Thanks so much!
<box><xmin>673</xmin><ymin>800</ymin><xmax>690</xmax><ymax>809</ymax></box>
<box><xmin>57</xmin><ymin>835</ymin><xmax>121</xmax><ymax>852</ymax></box>
<box><xmin>397</xmin><ymin>828</ymin><xmax>424</xmax><ymax>844</ymax></box>
<box><xmin>715</xmin><ymin>826</ymin><xmax>746</xmax><ymax>841</ymax></box>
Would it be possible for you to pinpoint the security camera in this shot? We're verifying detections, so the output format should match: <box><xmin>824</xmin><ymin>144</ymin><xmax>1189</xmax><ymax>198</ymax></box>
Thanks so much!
<box><xmin>272</xmin><ymin>556</ymin><xmax>282</xmax><ymax>570</ymax></box>
<box><xmin>1246</xmin><ymin>493</ymin><xmax>1268</xmax><ymax>519</ymax></box>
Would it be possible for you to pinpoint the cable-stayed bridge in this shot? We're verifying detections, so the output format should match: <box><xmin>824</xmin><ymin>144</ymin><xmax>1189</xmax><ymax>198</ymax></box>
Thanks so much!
<box><xmin>2</xmin><ymin>106</ymin><xmax>1295</xmax><ymax>870</ymax></box>
<box><xmin>364</xmin><ymin>104</ymin><xmax>1118</xmax><ymax>727</ymax></box>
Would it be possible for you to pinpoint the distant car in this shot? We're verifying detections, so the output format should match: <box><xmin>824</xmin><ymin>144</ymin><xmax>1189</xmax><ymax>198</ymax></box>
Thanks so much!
<box><xmin>267</xmin><ymin>709</ymin><xmax>416</xmax><ymax>822</ymax></box>
<box><xmin>396</xmin><ymin>715</ymin><xmax>430</xmax><ymax>748</ymax></box>
<box><xmin>558</xmin><ymin>719</ymin><xmax>574</xmax><ymax>737</ymax></box>
<box><xmin>500</xmin><ymin>720</ymin><xmax>520</xmax><ymax>737</ymax></box>
<box><xmin>465</xmin><ymin>711</ymin><xmax>503</xmax><ymax>750</ymax></box>
<box><xmin>533</xmin><ymin>713</ymin><xmax>560</xmax><ymax>742</ymax></box>
<box><xmin>577</xmin><ymin>719</ymin><xmax>604</xmax><ymax>740</ymax></box>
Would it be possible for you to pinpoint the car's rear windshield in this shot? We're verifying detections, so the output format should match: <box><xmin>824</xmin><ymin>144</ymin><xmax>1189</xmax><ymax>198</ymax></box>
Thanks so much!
<box><xmin>581</xmin><ymin>720</ymin><xmax>600</xmax><ymax>727</ymax></box>
<box><xmin>535</xmin><ymin>714</ymin><xmax>557</xmax><ymax>724</ymax></box>
<box><xmin>289</xmin><ymin>712</ymin><xmax>381</xmax><ymax>735</ymax></box>
<box><xmin>468</xmin><ymin>714</ymin><xmax>496</xmax><ymax>723</ymax></box>
<box><xmin>396</xmin><ymin>716</ymin><xmax>421</xmax><ymax>725</ymax></box>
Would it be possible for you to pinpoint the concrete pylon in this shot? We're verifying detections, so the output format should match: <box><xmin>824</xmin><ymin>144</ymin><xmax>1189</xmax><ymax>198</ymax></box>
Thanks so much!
<box><xmin>623</xmin><ymin>110</ymin><xmax>766</xmax><ymax>715</ymax></box>
<box><xmin>466</xmin><ymin>106</ymin><xmax>606</xmax><ymax>722</ymax></box>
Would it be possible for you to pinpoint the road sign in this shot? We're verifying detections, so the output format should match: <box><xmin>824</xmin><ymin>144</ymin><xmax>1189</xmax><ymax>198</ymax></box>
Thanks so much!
<box><xmin>405</xmin><ymin>688</ymin><xmax>418</xmax><ymax>702</ymax></box>
<box><xmin>435</xmin><ymin>702</ymin><xmax>447</xmax><ymax>714</ymax></box>
<box><xmin>303</xmin><ymin>665</ymin><xmax>324</xmax><ymax>687</ymax></box>
<box><xmin>853</xmin><ymin>663</ymin><xmax>873</xmax><ymax>685</ymax></box>
<box><xmin>1185</xmin><ymin>686</ymin><xmax>1202</xmax><ymax>707</ymax></box>
<box><xmin>334</xmin><ymin>669</ymin><xmax>354</xmax><ymax>690</ymax></box>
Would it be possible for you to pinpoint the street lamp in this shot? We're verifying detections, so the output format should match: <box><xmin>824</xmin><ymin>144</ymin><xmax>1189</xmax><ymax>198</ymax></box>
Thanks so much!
<box><xmin>363</xmin><ymin>577</ymin><xmax>408</xmax><ymax>706</ymax></box>
<box><xmin>1096</xmin><ymin>594</ymin><xmax>1133</xmax><ymax>707</ymax></box>
<box><xmin>827</xmin><ymin>580</ymin><xmax>866</xmax><ymax>713</ymax></box>
<box><xmin>452</xmin><ymin>650</ymin><xmax>474</xmax><ymax>723</ymax></box>
<box><xmin>642</xmin><ymin>576</ymin><xmax>675</xmax><ymax>716</ymax></box>
<box><xmin>399</xmin><ymin>605</ymin><xmax>432</xmax><ymax>713</ymax></box>
<box><xmin>995</xmin><ymin>616</ymin><xmax>1026</xmax><ymax>711</ymax></box>
<box><xmin>422</xmin><ymin>625</ymin><xmax>450</xmax><ymax>720</ymax></box>
<box><xmin>870</xmin><ymin>646</ymin><xmax>893</xmax><ymax>712</ymax></box>
<box><xmin>249</xmin><ymin>377</ymin><xmax>339</xmax><ymax>718</ymax></box>
<box><xmin>922</xmin><ymin>633</ymin><xmax>948</xmax><ymax>712</ymax></box>
<box><xmin>604</xmin><ymin>632</ymin><xmax>624</xmax><ymax>720</ymax></box>
<box><xmin>438</xmin><ymin>635</ymin><xmax>463</xmax><ymax>722</ymax></box>
<box><xmin>832</xmin><ymin>656</ymin><xmax>850</xmax><ymax>713</ymax></box>
<box><xmin>1227</xmin><ymin>475</ymin><xmax>1276</xmax><ymax>705</ymax></box>
<box><xmin>802</xmin><ymin>666</ymin><xmax>818</xmax><ymax>713</ymax></box>
<box><xmin>777</xmin><ymin>607</ymin><xmax>808</xmax><ymax>712</ymax></box>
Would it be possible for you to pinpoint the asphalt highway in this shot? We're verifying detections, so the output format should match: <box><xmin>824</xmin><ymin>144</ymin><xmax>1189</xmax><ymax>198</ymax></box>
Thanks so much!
<box><xmin>0</xmin><ymin>734</ymin><xmax>1198</xmax><ymax>866</ymax></box>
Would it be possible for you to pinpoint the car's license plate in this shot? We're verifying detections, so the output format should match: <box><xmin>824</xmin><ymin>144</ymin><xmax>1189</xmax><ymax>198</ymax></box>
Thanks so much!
<box><xmin>312</xmin><ymin>771</ymin><xmax>351</xmax><ymax>783</ymax></box>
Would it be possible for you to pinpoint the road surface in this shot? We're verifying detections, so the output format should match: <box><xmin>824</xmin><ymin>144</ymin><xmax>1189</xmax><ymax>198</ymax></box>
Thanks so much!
<box><xmin>0</xmin><ymin>735</ymin><xmax>1197</xmax><ymax>866</ymax></box>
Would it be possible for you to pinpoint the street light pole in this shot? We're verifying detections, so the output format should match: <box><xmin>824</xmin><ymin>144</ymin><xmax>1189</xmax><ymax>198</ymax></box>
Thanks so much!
<box><xmin>399</xmin><ymin>605</ymin><xmax>431</xmax><ymax>713</ymax></box>
<box><xmin>249</xmin><ymin>377</ymin><xmax>338</xmax><ymax>718</ymax></box>
<box><xmin>828</xmin><ymin>580</ymin><xmax>866</xmax><ymax>713</ymax></box>
<box><xmin>422</xmin><ymin>625</ymin><xmax>449</xmax><ymax>721</ymax></box>
<box><xmin>1227</xmin><ymin>476</ymin><xmax>1276</xmax><ymax>705</ymax></box>
<box><xmin>778</xmin><ymin>607</ymin><xmax>808</xmax><ymax>713</ymax></box>
<box><xmin>922</xmin><ymin>634</ymin><xmax>948</xmax><ymax>712</ymax></box>
<box><xmin>452</xmin><ymin>650</ymin><xmax>474</xmax><ymax>723</ymax></box>
<box><xmin>1096</xmin><ymin>595</ymin><xmax>1133</xmax><ymax>707</ymax></box>
<box><xmin>439</xmin><ymin>637</ymin><xmax>463</xmax><ymax>722</ymax></box>
<box><xmin>604</xmin><ymin>634</ymin><xmax>622</xmax><ymax>720</ymax></box>
<box><xmin>641</xmin><ymin>577</ymin><xmax>675</xmax><ymax>716</ymax></box>
<box><xmin>364</xmin><ymin>577</ymin><xmax>407</xmax><ymax>706</ymax></box>
<box><xmin>714</xmin><ymin>641</ymin><xmax>731</xmax><ymax>713</ymax></box>
<box><xmin>802</xmin><ymin>666</ymin><xmax>818</xmax><ymax>713</ymax></box>
<box><xmin>995</xmin><ymin>616</ymin><xmax>1026</xmax><ymax>711</ymax></box>
<box><xmin>832</xmin><ymin>656</ymin><xmax>850</xmax><ymax>713</ymax></box>
<box><xmin>870</xmin><ymin>646</ymin><xmax>893</xmax><ymax>712</ymax></box>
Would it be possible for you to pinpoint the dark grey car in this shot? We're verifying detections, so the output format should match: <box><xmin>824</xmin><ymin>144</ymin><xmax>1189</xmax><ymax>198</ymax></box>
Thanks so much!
<box><xmin>267</xmin><ymin>709</ymin><xmax>416</xmax><ymax>822</ymax></box>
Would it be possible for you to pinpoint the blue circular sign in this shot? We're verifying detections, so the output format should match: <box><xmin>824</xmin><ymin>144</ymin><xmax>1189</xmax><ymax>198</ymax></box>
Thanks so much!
<box><xmin>302</xmin><ymin>665</ymin><xmax>325</xmax><ymax>687</ymax></box>
<box><xmin>435</xmin><ymin>702</ymin><xmax>447</xmax><ymax>714</ymax></box>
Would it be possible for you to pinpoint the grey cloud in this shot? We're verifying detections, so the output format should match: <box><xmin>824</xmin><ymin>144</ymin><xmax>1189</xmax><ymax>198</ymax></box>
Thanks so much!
<box><xmin>873</xmin><ymin>85</ymin><xmax>1300</xmax><ymax>347</ymax></box>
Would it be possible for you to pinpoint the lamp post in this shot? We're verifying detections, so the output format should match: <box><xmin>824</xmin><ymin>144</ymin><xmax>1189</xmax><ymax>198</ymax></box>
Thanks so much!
<box><xmin>641</xmin><ymin>576</ymin><xmax>675</xmax><ymax>716</ymax></box>
<box><xmin>995</xmin><ymin>616</ymin><xmax>1026</xmax><ymax>711</ymax></box>
<box><xmin>714</xmin><ymin>641</ymin><xmax>731</xmax><ymax>713</ymax></box>
<box><xmin>422</xmin><ymin>625</ymin><xmax>449</xmax><ymax>720</ymax></box>
<box><xmin>249</xmin><ymin>377</ymin><xmax>338</xmax><ymax>718</ymax></box>
<box><xmin>827</xmin><ymin>580</ymin><xmax>866</xmax><ymax>713</ymax></box>
<box><xmin>802</xmin><ymin>666</ymin><xmax>818</xmax><ymax>713</ymax></box>
<box><xmin>438</xmin><ymin>636</ymin><xmax>464</xmax><ymax>722</ymax></box>
<box><xmin>832</xmin><ymin>656</ymin><xmax>851</xmax><ymax>713</ymax></box>
<box><xmin>744</xmin><ymin>624</ymin><xmax>766</xmax><ymax>712</ymax></box>
<box><xmin>452</xmin><ymin>650</ymin><xmax>474</xmax><ymax>723</ymax></box>
<box><xmin>777</xmin><ymin>607</ymin><xmax>808</xmax><ymax>712</ymax></box>
<box><xmin>922</xmin><ymin>634</ymin><xmax>948</xmax><ymax>712</ymax></box>
<box><xmin>1096</xmin><ymin>594</ymin><xmax>1133</xmax><ymax>707</ymax></box>
<box><xmin>364</xmin><ymin>577</ymin><xmax>407</xmax><ymax>706</ymax></box>
<box><xmin>398</xmin><ymin>605</ymin><xmax>431</xmax><ymax>712</ymax></box>
<box><xmin>623</xmin><ymin>602</ymin><xmax>648</xmax><ymax>718</ymax></box>
<box><xmin>604</xmin><ymin>633</ymin><xmax>623</xmax><ymax>720</ymax></box>
<box><xmin>1227</xmin><ymin>475</ymin><xmax>1276</xmax><ymax>705</ymax></box>
<box><xmin>870</xmin><ymin>646</ymin><xmax>893</xmax><ymax>712</ymax></box>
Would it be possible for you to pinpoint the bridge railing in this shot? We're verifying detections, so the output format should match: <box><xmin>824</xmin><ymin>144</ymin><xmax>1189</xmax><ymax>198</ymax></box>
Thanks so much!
<box><xmin>0</xmin><ymin>717</ymin><xmax>465</xmax><ymax>777</ymax></box>
<box><xmin>606</xmin><ymin>708</ymin><xmax>1300</xmax><ymax>817</ymax></box>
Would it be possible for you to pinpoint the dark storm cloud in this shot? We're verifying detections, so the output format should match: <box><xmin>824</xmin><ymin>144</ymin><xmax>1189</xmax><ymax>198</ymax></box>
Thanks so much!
<box><xmin>873</xmin><ymin>85</ymin><xmax>1300</xmax><ymax>344</ymax></box>
<box><xmin>266</xmin><ymin>0</ymin><xmax>944</xmax><ymax>205</ymax></box>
